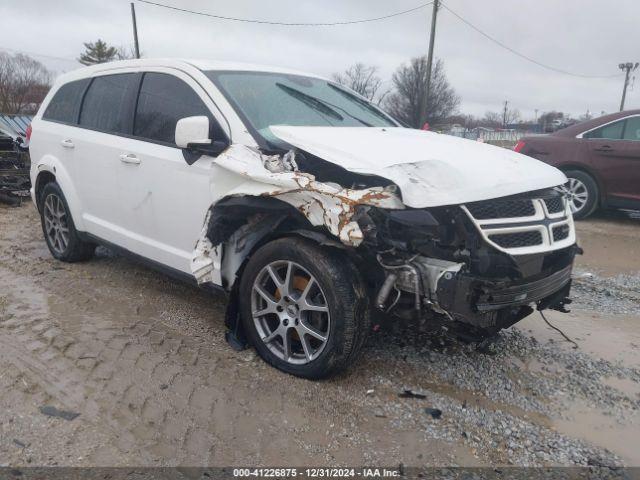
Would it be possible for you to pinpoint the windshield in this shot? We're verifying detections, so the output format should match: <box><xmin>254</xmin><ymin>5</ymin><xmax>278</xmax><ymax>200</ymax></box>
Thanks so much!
<box><xmin>205</xmin><ymin>70</ymin><xmax>397</xmax><ymax>147</ymax></box>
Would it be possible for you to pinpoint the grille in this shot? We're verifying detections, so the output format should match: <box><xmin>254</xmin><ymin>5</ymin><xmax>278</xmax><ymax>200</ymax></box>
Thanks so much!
<box><xmin>553</xmin><ymin>224</ymin><xmax>570</xmax><ymax>242</ymax></box>
<box><xmin>544</xmin><ymin>197</ymin><xmax>565</xmax><ymax>214</ymax></box>
<box><xmin>489</xmin><ymin>231</ymin><xmax>543</xmax><ymax>249</ymax></box>
<box><xmin>466</xmin><ymin>199</ymin><xmax>535</xmax><ymax>220</ymax></box>
<box><xmin>463</xmin><ymin>193</ymin><xmax>574</xmax><ymax>254</ymax></box>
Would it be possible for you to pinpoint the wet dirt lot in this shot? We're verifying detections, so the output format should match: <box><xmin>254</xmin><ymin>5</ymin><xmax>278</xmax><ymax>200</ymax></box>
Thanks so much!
<box><xmin>0</xmin><ymin>203</ymin><xmax>639</xmax><ymax>468</ymax></box>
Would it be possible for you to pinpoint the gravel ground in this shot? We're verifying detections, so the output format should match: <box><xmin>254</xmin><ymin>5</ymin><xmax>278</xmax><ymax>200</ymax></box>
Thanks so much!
<box><xmin>365</xmin><ymin>322</ymin><xmax>639</xmax><ymax>467</ymax></box>
<box><xmin>1</xmin><ymin>202</ymin><xmax>639</xmax><ymax>469</ymax></box>
<box><xmin>572</xmin><ymin>269</ymin><xmax>640</xmax><ymax>315</ymax></box>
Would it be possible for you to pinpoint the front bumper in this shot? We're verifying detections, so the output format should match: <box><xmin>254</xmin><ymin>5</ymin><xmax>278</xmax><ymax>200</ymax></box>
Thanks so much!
<box><xmin>475</xmin><ymin>264</ymin><xmax>572</xmax><ymax>312</ymax></box>
<box><xmin>387</xmin><ymin>252</ymin><xmax>575</xmax><ymax>329</ymax></box>
<box><xmin>437</xmin><ymin>264</ymin><xmax>572</xmax><ymax>314</ymax></box>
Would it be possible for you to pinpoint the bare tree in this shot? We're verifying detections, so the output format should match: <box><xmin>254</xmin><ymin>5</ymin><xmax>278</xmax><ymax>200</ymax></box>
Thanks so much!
<box><xmin>383</xmin><ymin>57</ymin><xmax>460</xmax><ymax>128</ymax></box>
<box><xmin>0</xmin><ymin>52</ymin><xmax>51</xmax><ymax>114</ymax></box>
<box><xmin>480</xmin><ymin>111</ymin><xmax>502</xmax><ymax>128</ymax></box>
<box><xmin>332</xmin><ymin>63</ymin><xmax>387</xmax><ymax>104</ymax></box>
<box><xmin>506</xmin><ymin>109</ymin><xmax>521</xmax><ymax>125</ymax></box>
<box><xmin>480</xmin><ymin>107</ymin><xmax>520</xmax><ymax>128</ymax></box>
<box><xmin>500</xmin><ymin>102</ymin><xmax>520</xmax><ymax>127</ymax></box>
<box><xmin>117</xmin><ymin>45</ymin><xmax>138</xmax><ymax>61</ymax></box>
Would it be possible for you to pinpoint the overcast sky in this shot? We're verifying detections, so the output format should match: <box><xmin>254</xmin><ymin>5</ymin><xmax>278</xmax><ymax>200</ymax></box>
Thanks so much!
<box><xmin>2</xmin><ymin>0</ymin><xmax>639</xmax><ymax>120</ymax></box>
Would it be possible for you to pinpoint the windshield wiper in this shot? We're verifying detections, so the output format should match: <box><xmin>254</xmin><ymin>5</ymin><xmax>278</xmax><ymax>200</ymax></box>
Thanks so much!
<box><xmin>276</xmin><ymin>83</ymin><xmax>373</xmax><ymax>127</ymax></box>
<box><xmin>276</xmin><ymin>83</ymin><xmax>344</xmax><ymax>122</ymax></box>
<box><xmin>327</xmin><ymin>83</ymin><xmax>393</xmax><ymax>125</ymax></box>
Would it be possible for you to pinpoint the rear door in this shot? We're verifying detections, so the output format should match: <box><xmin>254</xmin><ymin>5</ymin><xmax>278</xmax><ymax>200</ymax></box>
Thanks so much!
<box><xmin>583</xmin><ymin>116</ymin><xmax>640</xmax><ymax>205</ymax></box>
<box><xmin>34</xmin><ymin>78</ymin><xmax>90</xmax><ymax>205</ymax></box>
<box><xmin>115</xmin><ymin>70</ymin><xmax>231</xmax><ymax>273</ymax></box>
<box><xmin>615</xmin><ymin>116</ymin><xmax>640</xmax><ymax>203</ymax></box>
<box><xmin>73</xmin><ymin>73</ymin><xmax>139</xmax><ymax>245</ymax></box>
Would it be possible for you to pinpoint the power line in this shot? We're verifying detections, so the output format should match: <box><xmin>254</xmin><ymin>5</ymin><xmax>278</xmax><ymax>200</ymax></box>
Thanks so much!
<box><xmin>136</xmin><ymin>0</ymin><xmax>433</xmax><ymax>26</ymax></box>
<box><xmin>440</xmin><ymin>2</ymin><xmax>622</xmax><ymax>79</ymax></box>
<box><xmin>0</xmin><ymin>46</ymin><xmax>79</xmax><ymax>64</ymax></box>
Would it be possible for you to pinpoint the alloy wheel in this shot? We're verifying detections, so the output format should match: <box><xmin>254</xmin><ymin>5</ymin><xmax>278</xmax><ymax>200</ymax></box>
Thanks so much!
<box><xmin>565</xmin><ymin>177</ymin><xmax>589</xmax><ymax>215</ymax></box>
<box><xmin>43</xmin><ymin>193</ymin><xmax>70</xmax><ymax>255</ymax></box>
<box><xmin>251</xmin><ymin>260</ymin><xmax>330</xmax><ymax>365</ymax></box>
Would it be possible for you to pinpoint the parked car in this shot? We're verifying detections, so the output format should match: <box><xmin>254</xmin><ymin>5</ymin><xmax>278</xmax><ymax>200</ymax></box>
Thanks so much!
<box><xmin>29</xmin><ymin>59</ymin><xmax>578</xmax><ymax>378</ymax></box>
<box><xmin>516</xmin><ymin>110</ymin><xmax>640</xmax><ymax>219</ymax></box>
<box><xmin>0</xmin><ymin>131</ymin><xmax>30</xmax><ymax>205</ymax></box>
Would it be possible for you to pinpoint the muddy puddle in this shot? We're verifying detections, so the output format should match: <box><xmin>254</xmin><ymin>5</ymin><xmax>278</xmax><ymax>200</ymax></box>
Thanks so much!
<box><xmin>516</xmin><ymin>309</ymin><xmax>640</xmax><ymax>465</ymax></box>
<box><xmin>575</xmin><ymin>210</ymin><xmax>640</xmax><ymax>276</ymax></box>
<box><xmin>517</xmin><ymin>309</ymin><xmax>640</xmax><ymax>368</ymax></box>
<box><xmin>552</xmin><ymin>400</ymin><xmax>640</xmax><ymax>466</ymax></box>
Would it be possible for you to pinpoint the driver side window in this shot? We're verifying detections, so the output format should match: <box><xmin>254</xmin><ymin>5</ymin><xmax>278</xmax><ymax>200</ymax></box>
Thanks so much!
<box><xmin>133</xmin><ymin>72</ymin><xmax>225</xmax><ymax>146</ymax></box>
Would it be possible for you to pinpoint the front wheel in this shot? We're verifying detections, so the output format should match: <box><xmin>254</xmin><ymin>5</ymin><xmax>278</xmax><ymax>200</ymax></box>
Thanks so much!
<box><xmin>239</xmin><ymin>237</ymin><xmax>369</xmax><ymax>379</ymax></box>
<box><xmin>564</xmin><ymin>170</ymin><xmax>598</xmax><ymax>220</ymax></box>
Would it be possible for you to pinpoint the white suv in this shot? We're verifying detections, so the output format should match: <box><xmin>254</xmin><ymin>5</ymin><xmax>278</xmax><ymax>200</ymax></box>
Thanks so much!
<box><xmin>30</xmin><ymin>59</ymin><xmax>578</xmax><ymax>378</ymax></box>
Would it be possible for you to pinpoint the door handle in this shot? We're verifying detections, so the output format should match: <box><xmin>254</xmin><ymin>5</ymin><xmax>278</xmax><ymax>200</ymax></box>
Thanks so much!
<box><xmin>61</xmin><ymin>139</ymin><xmax>74</xmax><ymax>149</ymax></box>
<box><xmin>594</xmin><ymin>145</ymin><xmax>614</xmax><ymax>152</ymax></box>
<box><xmin>119</xmin><ymin>153</ymin><xmax>141</xmax><ymax>165</ymax></box>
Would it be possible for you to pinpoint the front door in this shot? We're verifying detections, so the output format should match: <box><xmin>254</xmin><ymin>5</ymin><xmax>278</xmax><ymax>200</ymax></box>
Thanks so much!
<box><xmin>116</xmin><ymin>70</ymin><xmax>232</xmax><ymax>274</ymax></box>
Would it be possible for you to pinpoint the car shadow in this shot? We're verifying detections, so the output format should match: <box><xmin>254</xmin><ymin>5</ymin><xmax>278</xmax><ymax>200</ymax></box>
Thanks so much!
<box><xmin>589</xmin><ymin>208</ymin><xmax>640</xmax><ymax>223</ymax></box>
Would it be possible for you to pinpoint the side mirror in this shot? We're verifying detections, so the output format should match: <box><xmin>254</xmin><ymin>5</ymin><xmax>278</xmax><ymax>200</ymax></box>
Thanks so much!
<box><xmin>175</xmin><ymin>116</ymin><xmax>211</xmax><ymax>149</ymax></box>
<box><xmin>175</xmin><ymin>116</ymin><xmax>229</xmax><ymax>164</ymax></box>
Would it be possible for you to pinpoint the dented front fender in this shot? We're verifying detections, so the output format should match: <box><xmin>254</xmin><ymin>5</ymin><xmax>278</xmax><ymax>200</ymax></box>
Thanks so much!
<box><xmin>213</xmin><ymin>144</ymin><xmax>404</xmax><ymax>247</ymax></box>
<box><xmin>190</xmin><ymin>144</ymin><xmax>404</xmax><ymax>287</ymax></box>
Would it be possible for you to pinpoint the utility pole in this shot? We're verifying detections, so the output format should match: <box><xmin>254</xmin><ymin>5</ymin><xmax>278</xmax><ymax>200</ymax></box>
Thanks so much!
<box><xmin>423</xmin><ymin>0</ymin><xmax>440</xmax><ymax>125</ymax></box>
<box><xmin>619</xmin><ymin>62</ymin><xmax>638</xmax><ymax>111</ymax></box>
<box><xmin>502</xmin><ymin>100</ymin><xmax>509</xmax><ymax>128</ymax></box>
<box><xmin>131</xmin><ymin>2</ymin><xmax>141</xmax><ymax>59</ymax></box>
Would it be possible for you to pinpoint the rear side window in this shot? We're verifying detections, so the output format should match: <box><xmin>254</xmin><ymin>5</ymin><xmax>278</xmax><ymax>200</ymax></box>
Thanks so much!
<box><xmin>134</xmin><ymin>73</ymin><xmax>213</xmax><ymax>145</ymax></box>
<box><xmin>584</xmin><ymin>120</ymin><xmax>624</xmax><ymax>140</ymax></box>
<box><xmin>79</xmin><ymin>74</ymin><xmax>136</xmax><ymax>134</ymax></box>
<box><xmin>623</xmin><ymin>117</ymin><xmax>640</xmax><ymax>141</ymax></box>
<box><xmin>42</xmin><ymin>79</ymin><xmax>90</xmax><ymax>124</ymax></box>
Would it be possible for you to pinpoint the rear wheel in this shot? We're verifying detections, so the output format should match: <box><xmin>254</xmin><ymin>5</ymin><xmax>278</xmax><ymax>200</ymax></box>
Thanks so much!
<box><xmin>40</xmin><ymin>182</ymin><xmax>95</xmax><ymax>262</ymax></box>
<box><xmin>239</xmin><ymin>237</ymin><xmax>369</xmax><ymax>379</ymax></box>
<box><xmin>564</xmin><ymin>170</ymin><xmax>598</xmax><ymax>219</ymax></box>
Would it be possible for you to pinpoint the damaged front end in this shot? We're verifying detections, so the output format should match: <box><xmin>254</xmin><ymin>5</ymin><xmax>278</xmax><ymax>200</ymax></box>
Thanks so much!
<box><xmin>358</xmin><ymin>189</ymin><xmax>578</xmax><ymax>337</ymax></box>
<box><xmin>192</xmin><ymin>135</ymin><xmax>578</xmax><ymax>343</ymax></box>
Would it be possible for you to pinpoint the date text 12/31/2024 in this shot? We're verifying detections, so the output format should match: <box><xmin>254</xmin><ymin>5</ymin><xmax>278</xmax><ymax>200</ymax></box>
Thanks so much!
<box><xmin>233</xmin><ymin>468</ymin><xmax>401</xmax><ymax>478</ymax></box>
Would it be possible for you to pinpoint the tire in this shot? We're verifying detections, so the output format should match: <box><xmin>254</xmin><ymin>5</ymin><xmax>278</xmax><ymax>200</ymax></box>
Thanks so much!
<box><xmin>39</xmin><ymin>182</ymin><xmax>95</xmax><ymax>262</ymax></box>
<box><xmin>239</xmin><ymin>237</ymin><xmax>369</xmax><ymax>379</ymax></box>
<box><xmin>564</xmin><ymin>170</ymin><xmax>598</xmax><ymax>220</ymax></box>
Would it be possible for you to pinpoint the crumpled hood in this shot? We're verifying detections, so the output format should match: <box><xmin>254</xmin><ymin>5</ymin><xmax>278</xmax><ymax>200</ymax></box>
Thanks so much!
<box><xmin>269</xmin><ymin>126</ymin><xmax>567</xmax><ymax>208</ymax></box>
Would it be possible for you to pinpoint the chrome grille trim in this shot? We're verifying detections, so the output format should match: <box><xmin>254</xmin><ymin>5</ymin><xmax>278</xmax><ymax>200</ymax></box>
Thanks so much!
<box><xmin>462</xmin><ymin>196</ymin><xmax>576</xmax><ymax>255</ymax></box>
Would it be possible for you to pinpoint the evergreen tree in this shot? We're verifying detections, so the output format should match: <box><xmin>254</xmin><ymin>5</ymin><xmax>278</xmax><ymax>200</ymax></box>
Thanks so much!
<box><xmin>78</xmin><ymin>39</ymin><xmax>119</xmax><ymax>66</ymax></box>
